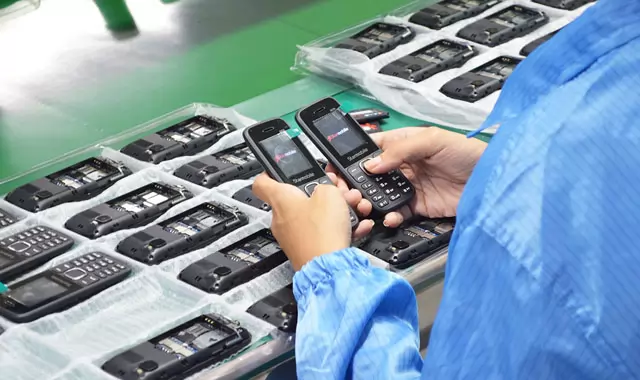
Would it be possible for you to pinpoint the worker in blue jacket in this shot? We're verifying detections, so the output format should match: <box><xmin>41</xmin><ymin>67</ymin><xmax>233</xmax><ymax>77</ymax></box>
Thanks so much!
<box><xmin>253</xmin><ymin>0</ymin><xmax>640</xmax><ymax>378</ymax></box>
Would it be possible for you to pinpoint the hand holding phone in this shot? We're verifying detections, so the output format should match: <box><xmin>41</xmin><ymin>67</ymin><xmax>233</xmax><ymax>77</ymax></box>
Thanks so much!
<box><xmin>295</xmin><ymin>98</ymin><xmax>415</xmax><ymax>214</ymax></box>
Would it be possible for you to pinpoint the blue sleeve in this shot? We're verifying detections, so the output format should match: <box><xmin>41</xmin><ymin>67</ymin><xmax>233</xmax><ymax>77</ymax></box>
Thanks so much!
<box><xmin>292</xmin><ymin>248</ymin><xmax>424</xmax><ymax>380</ymax></box>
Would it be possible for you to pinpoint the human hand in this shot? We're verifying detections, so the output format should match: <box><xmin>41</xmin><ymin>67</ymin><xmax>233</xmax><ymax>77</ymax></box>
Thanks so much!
<box><xmin>327</xmin><ymin>127</ymin><xmax>487</xmax><ymax>233</ymax></box>
<box><xmin>252</xmin><ymin>173</ymin><xmax>364</xmax><ymax>271</ymax></box>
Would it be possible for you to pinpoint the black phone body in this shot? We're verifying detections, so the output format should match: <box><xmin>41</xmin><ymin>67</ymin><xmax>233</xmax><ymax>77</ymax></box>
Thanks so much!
<box><xmin>243</xmin><ymin>118</ymin><xmax>358</xmax><ymax>227</ymax></box>
<box><xmin>116</xmin><ymin>202</ymin><xmax>248</xmax><ymax>265</ymax></box>
<box><xmin>520</xmin><ymin>30</ymin><xmax>558</xmax><ymax>56</ymax></box>
<box><xmin>456</xmin><ymin>5</ymin><xmax>549</xmax><ymax>47</ymax></box>
<box><xmin>0</xmin><ymin>252</ymin><xmax>131</xmax><ymax>323</ymax></box>
<box><xmin>347</xmin><ymin>109</ymin><xmax>390</xmax><ymax>124</ymax></box>
<box><xmin>246</xmin><ymin>284</ymin><xmax>297</xmax><ymax>333</ymax></box>
<box><xmin>173</xmin><ymin>143</ymin><xmax>262</xmax><ymax>188</ymax></box>
<box><xmin>295</xmin><ymin>98</ymin><xmax>415</xmax><ymax>214</ymax></box>
<box><xmin>379</xmin><ymin>39</ymin><xmax>478</xmax><ymax>83</ymax></box>
<box><xmin>409</xmin><ymin>0</ymin><xmax>502</xmax><ymax>30</ymax></box>
<box><xmin>334</xmin><ymin>22</ymin><xmax>415</xmax><ymax>58</ymax></box>
<box><xmin>440</xmin><ymin>56</ymin><xmax>521</xmax><ymax>102</ymax></box>
<box><xmin>532</xmin><ymin>0</ymin><xmax>594</xmax><ymax>10</ymax></box>
<box><xmin>0</xmin><ymin>208</ymin><xmax>17</xmax><ymax>230</ymax></box>
<box><xmin>232</xmin><ymin>186</ymin><xmax>271</xmax><ymax>212</ymax></box>
<box><xmin>0</xmin><ymin>226</ymin><xmax>74</xmax><ymax>283</ymax></box>
<box><xmin>179</xmin><ymin>229</ymin><xmax>287</xmax><ymax>295</ymax></box>
<box><xmin>64</xmin><ymin>183</ymin><xmax>193</xmax><ymax>239</ymax></box>
<box><xmin>359</xmin><ymin>218</ymin><xmax>455</xmax><ymax>269</ymax></box>
<box><xmin>120</xmin><ymin>116</ymin><xmax>236</xmax><ymax>164</ymax></box>
<box><xmin>6</xmin><ymin>157</ymin><xmax>132</xmax><ymax>213</ymax></box>
<box><xmin>102</xmin><ymin>313</ymin><xmax>251</xmax><ymax>380</ymax></box>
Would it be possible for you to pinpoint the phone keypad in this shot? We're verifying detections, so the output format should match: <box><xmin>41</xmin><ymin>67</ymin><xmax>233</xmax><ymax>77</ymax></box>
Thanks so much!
<box><xmin>53</xmin><ymin>252</ymin><xmax>129</xmax><ymax>286</ymax></box>
<box><xmin>0</xmin><ymin>226</ymin><xmax>72</xmax><ymax>257</ymax></box>
<box><xmin>0</xmin><ymin>209</ymin><xmax>17</xmax><ymax>230</ymax></box>
<box><xmin>350</xmin><ymin>166</ymin><xmax>413</xmax><ymax>209</ymax></box>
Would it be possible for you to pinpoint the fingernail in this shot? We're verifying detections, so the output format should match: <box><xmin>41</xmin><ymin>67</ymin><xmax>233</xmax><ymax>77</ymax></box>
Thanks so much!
<box><xmin>365</xmin><ymin>156</ymin><xmax>382</xmax><ymax>170</ymax></box>
<box><xmin>370</xmin><ymin>220</ymin><xmax>376</xmax><ymax>227</ymax></box>
<box><xmin>382</xmin><ymin>220</ymin><xmax>389</xmax><ymax>227</ymax></box>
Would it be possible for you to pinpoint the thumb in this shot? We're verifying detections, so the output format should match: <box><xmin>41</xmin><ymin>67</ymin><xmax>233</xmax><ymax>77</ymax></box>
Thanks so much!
<box><xmin>252</xmin><ymin>173</ymin><xmax>306</xmax><ymax>208</ymax></box>
<box><xmin>365</xmin><ymin>131</ymin><xmax>437</xmax><ymax>173</ymax></box>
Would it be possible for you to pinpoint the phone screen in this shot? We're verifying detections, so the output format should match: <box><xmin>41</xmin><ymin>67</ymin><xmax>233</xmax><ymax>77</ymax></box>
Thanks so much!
<box><xmin>260</xmin><ymin>133</ymin><xmax>314</xmax><ymax>179</ymax></box>
<box><xmin>9</xmin><ymin>277</ymin><xmax>67</xmax><ymax>307</ymax></box>
<box><xmin>314</xmin><ymin>110</ymin><xmax>369</xmax><ymax>156</ymax></box>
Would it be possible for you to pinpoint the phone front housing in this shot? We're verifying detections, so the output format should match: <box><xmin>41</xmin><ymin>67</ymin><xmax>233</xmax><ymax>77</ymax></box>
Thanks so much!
<box><xmin>243</xmin><ymin>118</ymin><xmax>358</xmax><ymax>228</ymax></box>
<box><xmin>0</xmin><ymin>252</ymin><xmax>131</xmax><ymax>323</ymax></box>
<box><xmin>64</xmin><ymin>183</ymin><xmax>193</xmax><ymax>239</ymax></box>
<box><xmin>296</xmin><ymin>98</ymin><xmax>415</xmax><ymax>214</ymax></box>
<box><xmin>178</xmin><ymin>229</ymin><xmax>287</xmax><ymax>295</ymax></box>
<box><xmin>6</xmin><ymin>157</ymin><xmax>132</xmax><ymax>213</ymax></box>
<box><xmin>116</xmin><ymin>202</ymin><xmax>248</xmax><ymax>265</ymax></box>
<box><xmin>101</xmin><ymin>313</ymin><xmax>251</xmax><ymax>380</ymax></box>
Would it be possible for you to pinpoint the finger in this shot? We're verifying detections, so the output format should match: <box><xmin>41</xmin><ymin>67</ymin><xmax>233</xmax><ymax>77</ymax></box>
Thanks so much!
<box><xmin>357</xmin><ymin>198</ymin><xmax>373</xmax><ymax>218</ymax></box>
<box><xmin>326</xmin><ymin>172</ymin><xmax>350</xmax><ymax>194</ymax></box>
<box><xmin>352</xmin><ymin>219</ymin><xmax>375</xmax><ymax>240</ymax></box>
<box><xmin>382</xmin><ymin>205</ymin><xmax>414</xmax><ymax>228</ymax></box>
<box><xmin>325</xmin><ymin>163</ymin><xmax>338</xmax><ymax>175</ymax></box>
<box><xmin>253</xmin><ymin>173</ymin><xmax>306</xmax><ymax>207</ymax></box>
<box><xmin>344</xmin><ymin>189</ymin><xmax>363</xmax><ymax>209</ymax></box>
<box><xmin>365</xmin><ymin>128</ymin><xmax>442</xmax><ymax>174</ymax></box>
<box><xmin>311</xmin><ymin>183</ymin><xmax>344</xmax><ymax>202</ymax></box>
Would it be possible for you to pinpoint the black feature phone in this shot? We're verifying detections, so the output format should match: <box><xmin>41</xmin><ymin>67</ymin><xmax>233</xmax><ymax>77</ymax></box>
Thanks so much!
<box><xmin>0</xmin><ymin>252</ymin><xmax>131</xmax><ymax>323</ymax></box>
<box><xmin>246</xmin><ymin>284</ymin><xmax>297</xmax><ymax>333</ymax></box>
<box><xmin>0</xmin><ymin>226</ymin><xmax>74</xmax><ymax>283</ymax></box>
<box><xmin>296</xmin><ymin>98</ymin><xmax>415</xmax><ymax>214</ymax></box>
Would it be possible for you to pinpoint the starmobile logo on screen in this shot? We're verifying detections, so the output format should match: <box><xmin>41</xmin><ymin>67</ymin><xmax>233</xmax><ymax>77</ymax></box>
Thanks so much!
<box><xmin>274</xmin><ymin>150</ymin><xmax>297</xmax><ymax>163</ymax></box>
<box><xmin>327</xmin><ymin>128</ymin><xmax>349</xmax><ymax>142</ymax></box>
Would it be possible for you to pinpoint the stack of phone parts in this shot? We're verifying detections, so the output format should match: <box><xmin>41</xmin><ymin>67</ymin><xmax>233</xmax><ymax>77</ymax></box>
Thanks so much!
<box><xmin>293</xmin><ymin>0</ymin><xmax>594</xmax><ymax>132</ymax></box>
<box><xmin>0</xmin><ymin>105</ymin><xmax>289</xmax><ymax>380</ymax></box>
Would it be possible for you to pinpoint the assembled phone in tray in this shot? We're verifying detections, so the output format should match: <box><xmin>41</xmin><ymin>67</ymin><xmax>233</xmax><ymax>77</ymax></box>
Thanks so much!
<box><xmin>116</xmin><ymin>202</ymin><xmax>248</xmax><ymax>265</ymax></box>
<box><xmin>243</xmin><ymin>118</ymin><xmax>358</xmax><ymax>228</ymax></box>
<box><xmin>358</xmin><ymin>217</ymin><xmax>455</xmax><ymax>269</ymax></box>
<box><xmin>409</xmin><ymin>0</ymin><xmax>502</xmax><ymax>30</ymax></box>
<box><xmin>246</xmin><ymin>284</ymin><xmax>297</xmax><ymax>333</ymax></box>
<box><xmin>0</xmin><ymin>252</ymin><xmax>131</xmax><ymax>323</ymax></box>
<box><xmin>232</xmin><ymin>186</ymin><xmax>271</xmax><ymax>212</ymax></box>
<box><xmin>379</xmin><ymin>39</ymin><xmax>477</xmax><ymax>83</ymax></box>
<box><xmin>456</xmin><ymin>5</ymin><xmax>548</xmax><ymax>47</ymax></box>
<box><xmin>102</xmin><ymin>313</ymin><xmax>251</xmax><ymax>380</ymax></box>
<box><xmin>179</xmin><ymin>229</ymin><xmax>286</xmax><ymax>295</ymax></box>
<box><xmin>520</xmin><ymin>29</ymin><xmax>559</xmax><ymax>56</ymax></box>
<box><xmin>0</xmin><ymin>208</ymin><xmax>18</xmax><ymax>230</ymax></box>
<box><xmin>65</xmin><ymin>183</ymin><xmax>193</xmax><ymax>239</ymax></box>
<box><xmin>440</xmin><ymin>56</ymin><xmax>521</xmax><ymax>102</ymax></box>
<box><xmin>120</xmin><ymin>115</ymin><xmax>236</xmax><ymax>164</ymax></box>
<box><xmin>5</xmin><ymin>157</ymin><xmax>131</xmax><ymax>213</ymax></box>
<box><xmin>0</xmin><ymin>226</ymin><xmax>74</xmax><ymax>283</ymax></box>
<box><xmin>532</xmin><ymin>0</ymin><xmax>594</xmax><ymax>10</ymax></box>
<box><xmin>334</xmin><ymin>22</ymin><xmax>415</xmax><ymax>58</ymax></box>
<box><xmin>296</xmin><ymin>98</ymin><xmax>415</xmax><ymax>214</ymax></box>
<box><xmin>173</xmin><ymin>143</ymin><xmax>262</xmax><ymax>188</ymax></box>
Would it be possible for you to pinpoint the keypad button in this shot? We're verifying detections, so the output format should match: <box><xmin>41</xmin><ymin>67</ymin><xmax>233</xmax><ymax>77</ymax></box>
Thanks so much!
<box><xmin>36</xmin><ymin>227</ymin><xmax>45</xmax><ymax>232</ymax></box>
<box><xmin>37</xmin><ymin>243</ymin><xmax>48</xmax><ymax>251</ymax></box>
<box><xmin>23</xmin><ymin>232</ymin><xmax>32</xmax><ymax>238</ymax></box>
<box><xmin>379</xmin><ymin>181</ymin><xmax>389</xmax><ymax>188</ymax></box>
<box><xmin>29</xmin><ymin>228</ymin><xmax>39</xmax><ymax>235</ymax></box>
<box><xmin>59</xmin><ymin>236</ymin><xmax>68</xmax><ymax>242</ymax></box>
<box><xmin>378</xmin><ymin>200</ymin><xmax>390</xmax><ymax>208</ymax></box>
<box><xmin>390</xmin><ymin>193</ymin><xmax>402</xmax><ymax>202</ymax></box>
<box><xmin>116</xmin><ymin>264</ymin><xmax>126</xmax><ymax>269</ymax></box>
<box><xmin>54</xmin><ymin>267</ymin><xmax>64</xmax><ymax>273</ymax></box>
<box><xmin>17</xmin><ymin>234</ymin><xmax>25</xmax><ymax>240</ymax></box>
<box><xmin>9</xmin><ymin>241</ymin><xmax>31</xmax><ymax>252</ymax></box>
<box><xmin>361</xmin><ymin>182</ymin><xmax>373</xmax><ymax>190</ymax></box>
<box><xmin>401</xmin><ymin>186</ymin><xmax>412</xmax><ymax>194</ymax></box>
<box><xmin>80</xmin><ymin>258</ymin><xmax>88</xmax><ymax>264</ymax></box>
<box><xmin>73</xmin><ymin>260</ymin><xmax>81</xmax><ymax>267</ymax></box>
<box><xmin>87</xmin><ymin>275</ymin><xmax>99</xmax><ymax>283</ymax></box>
<box><xmin>111</xmin><ymin>266</ymin><xmax>120</xmax><ymax>272</ymax></box>
<box><xmin>372</xmin><ymin>194</ymin><xmax>384</xmax><ymax>202</ymax></box>
<box><xmin>64</xmin><ymin>268</ymin><xmax>87</xmax><ymax>281</ymax></box>
<box><xmin>391</xmin><ymin>175</ymin><xmax>401</xmax><ymax>182</ymax></box>
<box><xmin>373</xmin><ymin>176</ymin><xmax>384</xmax><ymax>182</ymax></box>
<box><xmin>0</xmin><ymin>241</ymin><xmax>6</xmax><ymax>246</ymax></box>
<box><xmin>318</xmin><ymin>178</ymin><xmax>331</xmax><ymax>185</ymax></box>
<box><xmin>87</xmin><ymin>255</ymin><xmax>95</xmax><ymax>261</ymax></box>
<box><xmin>49</xmin><ymin>231</ymin><xmax>57</xmax><ymax>237</ymax></box>
<box><xmin>354</xmin><ymin>175</ymin><xmax>366</xmax><ymax>183</ymax></box>
<box><xmin>29</xmin><ymin>248</ymin><xmax>41</xmax><ymax>255</ymax></box>
<box><xmin>104</xmin><ymin>269</ymin><xmax>113</xmax><ymax>276</ymax></box>
<box><xmin>28</xmin><ymin>239</ymin><xmax>37</xmax><ymax>245</ymax></box>
<box><xmin>303</xmin><ymin>183</ymin><xmax>318</xmax><ymax>196</ymax></box>
<box><xmin>86</xmin><ymin>267</ymin><xmax>94</xmax><ymax>272</ymax></box>
<box><xmin>348</xmin><ymin>166</ymin><xmax>361</xmax><ymax>176</ymax></box>
<box><xmin>62</xmin><ymin>263</ymin><xmax>73</xmax><ymax>270</ymax></box>
<box><xmin>93</xmin><ymin>253</ymin><xmax>102</xmax><ymax>258</ymax></box>
<box><xmin>92</xmin><ymin>263</ymin><xmax>100</xmax><ymax>270</ymax></box>
<box><xmin>366</xmin><ymin>188</ymin><xmax>379</xmax><ymax>196</ymax></box>
<box><xmin>106</xmin><ymin>258</ymin><xmax>114</xmax><ymax>264</ymax></box>
<box><xmin>41</xmin><ymin>233</ymin><xmax>50</xmax><ymax>240</ymax></box>
<box><xmin>53</xmin><ymin>238</ymin><xmax>62</xmax><ymax>245</ymax></box>
<box><xmin>97</xmin><ymin>272</ymin><xmax>107</xmax><ymax>278</ymax></box>
<box><xmin>7</xmin><ymin>237</ymin><xmax>16</xmax><ymax>243</ymax></box>
<box><xmin>397</xmin><ymin>181</ymin><xmax>407</xmax><ymax>188</ymax></box>
<box><xmin>46</xmin><ymin>241</ymin><xmax>55</xmax><ymax>248</ymax></box>
<box><xmin>98</xmin><ymin>260</ymin><xmax>107</xmax><ymax>267</ymax></box>
<box><xmin>384</xmin><ymin>188</ymin><xmax>396</xmax><ymax>195</ymax></box>
<box><xmin>35</xmin><ymin>237</ymin><xmax>43</xmax><ymax>242</ymax></box>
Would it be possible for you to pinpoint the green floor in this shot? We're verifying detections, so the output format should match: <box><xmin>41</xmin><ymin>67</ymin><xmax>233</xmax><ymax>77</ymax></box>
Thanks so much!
<box><xmin>0</xmin><ymin>0</ymin><xmax>419</xmax><ymax>184</ymax></box>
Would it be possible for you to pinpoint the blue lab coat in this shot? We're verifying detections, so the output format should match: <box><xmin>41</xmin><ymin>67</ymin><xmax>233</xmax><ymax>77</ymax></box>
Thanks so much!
<box><xmin>292</xmin><ymin>0</ymin><xmax>640</xmax><ymax>378</ymax></box>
